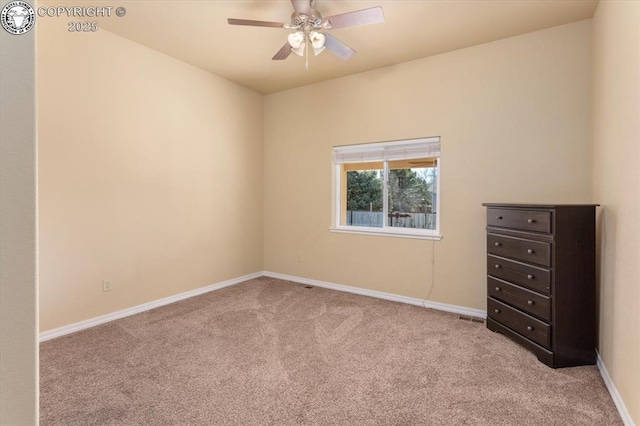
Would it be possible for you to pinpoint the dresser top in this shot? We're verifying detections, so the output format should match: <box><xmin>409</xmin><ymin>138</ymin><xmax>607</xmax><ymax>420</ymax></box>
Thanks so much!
<box><xmin>482</xmin><ymin>203</ymin><xmax>599</xmax><ymax>208</ymax></box>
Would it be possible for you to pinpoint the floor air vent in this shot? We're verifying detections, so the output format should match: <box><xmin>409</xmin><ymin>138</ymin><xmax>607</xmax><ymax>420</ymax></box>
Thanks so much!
<box><xmin>458</xmin><ymin>315</ymin><xmax>485</xmax><ymax>324</ymax></box>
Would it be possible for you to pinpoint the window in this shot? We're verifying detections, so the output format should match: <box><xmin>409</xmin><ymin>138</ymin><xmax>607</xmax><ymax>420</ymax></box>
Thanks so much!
<box><xmin>332</xmin><ymin>137</ymin><xmax>440</xmax><ymax>239</ymax></box>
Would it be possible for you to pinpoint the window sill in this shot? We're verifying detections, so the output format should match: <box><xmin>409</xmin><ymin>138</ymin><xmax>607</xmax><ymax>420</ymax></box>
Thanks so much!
<box><xmin>329</xmin><ymin>226</ymin><xmax>443</xmax><ymax>240</ymax></box>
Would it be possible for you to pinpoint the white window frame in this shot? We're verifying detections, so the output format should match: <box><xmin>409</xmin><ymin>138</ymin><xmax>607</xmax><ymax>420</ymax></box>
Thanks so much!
<box><xmin>331</xmin><ymin>137</ymin><xmax>442</xmax><ymax>240</ymax></box>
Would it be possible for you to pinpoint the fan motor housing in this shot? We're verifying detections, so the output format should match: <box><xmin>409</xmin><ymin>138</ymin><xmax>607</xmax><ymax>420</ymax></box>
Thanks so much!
<box><xmin>291</xmin><ymin>11</ymin><xmax>323</xmax><ymax>29</ymax></box>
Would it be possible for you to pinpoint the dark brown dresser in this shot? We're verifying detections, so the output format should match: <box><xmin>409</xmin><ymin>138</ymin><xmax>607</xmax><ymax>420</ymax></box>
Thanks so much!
<box><xmin>482</xmin><ymin>203</ymin><xmax>598</xmax><ymax>368</ymax></box>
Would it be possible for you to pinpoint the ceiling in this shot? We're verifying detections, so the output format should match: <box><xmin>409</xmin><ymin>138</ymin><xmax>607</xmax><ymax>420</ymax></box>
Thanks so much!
<box><xmin>48</xmin><ymin>1</ymin><xmax>598</xmax><ymax>94</ymax></box>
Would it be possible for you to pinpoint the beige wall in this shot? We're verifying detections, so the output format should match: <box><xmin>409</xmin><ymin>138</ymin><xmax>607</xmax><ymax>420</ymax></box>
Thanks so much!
<box><xmin>33</xmin><ymin>7</ymin><xmax>637</xmax><ymax>422</ymax></box>
<box><xmin>591</xmin><ymin>1</ymin><xmax>640</xmax><ymax>423</ymax></box>
<box><xmin>264</xmin><ymin>20</ymin><xmax>592</xmax><ymax>310</ymax></box>
<box><xmin>0</xmin><ymin>0</ymin><xmax>38</xmax><ymax>422</ymax></box>
<box><xmin>37</xmin><ymin>19</ymin><xmax>264</xmax><ymax>332</ymax></box>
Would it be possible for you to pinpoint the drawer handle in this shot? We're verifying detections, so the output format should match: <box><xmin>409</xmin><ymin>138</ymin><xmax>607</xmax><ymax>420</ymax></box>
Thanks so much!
<box><xmin>495</xmin><ymin>287</ymin><xmax>501</xmax><ymax>291</ymax></box>
<box><xmin>527</xmin><ymin>218</ymin><xmax>536</xmax><ymax>224</ymax></box>
<box><xmin>527</xmin><ymin>274</ymin><xmax>534</xmax><ymax>280</ymax></box>
<box><xmin>496</xmin><ymin>216</ymin><xmax>503</xmax><ymax>220</ymax></box>
<box><xmin>494</xmin><ymin>242</ymin><xmax>501</xmax><ymax>247</ymax></box>
<box><xmin>527</xmin><ymin>249</ymin><xmax>535</xmax><ymax>254</ymax></box>
<box><xmin>494</xmin><ymin>309</ymin><xmax>500</xmax><ymax>314</ymax></box>
<box><xmin>527</xmin><ymin>300</ymin><xmax>535</xmax><ymax>306</ymax></box>
<box><xmin>494</xmin><ymin>264</ymin><xmax>501</xmax><ymax>269</ymax></box>
<box><xmin>526</xmin><ymin>325</ymin><xmax>534</xmax><ymax>331</ymax></box>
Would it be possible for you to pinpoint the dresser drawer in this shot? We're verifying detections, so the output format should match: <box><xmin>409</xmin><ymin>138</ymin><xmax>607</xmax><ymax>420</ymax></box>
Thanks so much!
<box><xmin>488</xmin><ymin>298</ymin><xmax>551</xmax><ymax>349</ymax></box>
<box><xmin>487</xmin><ymin>208</ymin><xmax>552</xmax><ymax>233</ymax></box>
<box><xmin>488</xmin><ymin>276</ymin><xmax>551</xmax><ymax>321</ymax></box>
<box><xmin>487</xmin><ymin>255</ymin><xmax>551</xmax><ymax>295</ymax></box>
<box><xmin>487</xmin><ymin>234</ymin><xmax>551</xmax><ymax>267</ymax></box>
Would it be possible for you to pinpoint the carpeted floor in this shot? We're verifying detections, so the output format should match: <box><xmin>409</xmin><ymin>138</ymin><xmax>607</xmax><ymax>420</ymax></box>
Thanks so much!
<box><xmin>40</xmin><ymin>277</ymin><xmax>622</xmax><ymax>425</ymax></box>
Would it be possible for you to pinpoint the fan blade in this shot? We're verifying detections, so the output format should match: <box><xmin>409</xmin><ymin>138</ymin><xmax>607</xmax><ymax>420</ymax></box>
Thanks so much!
<box><xmin>272</xmin><ymin>42</ymin><xmax>293</xmax><ymax>60</ymax></box>
<box><xmin>323</xmin><ymin>33</ymin><xmax>356</xmax><ymax>60</ymax></box>
<box><xmin>291</xmin><ymin>0</ymin><xmax>311</xmax><ymax>16</ymax></box>
<box><xmin>227</xmin><ymin>18</ymin><xmax>284</xmax><ymax>28</ymax></box>
<box><xmin>325</xmin><ymin>7</ymin><xmax>384</xmax><ymax>29</ymax></box>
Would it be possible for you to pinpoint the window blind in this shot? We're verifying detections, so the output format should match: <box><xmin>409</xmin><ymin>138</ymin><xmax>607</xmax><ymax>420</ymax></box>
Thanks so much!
<box><xmin>333</xmin><ymin>137</ymin><xmax>440</xmax><ymax>164</ymax></box>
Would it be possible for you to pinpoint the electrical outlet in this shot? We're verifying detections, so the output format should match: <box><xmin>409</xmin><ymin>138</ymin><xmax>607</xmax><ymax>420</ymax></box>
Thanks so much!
<box><xmin>102</xmin><ymin>280</ymin><xmax>112</xmax><ymax>292</ymax></box>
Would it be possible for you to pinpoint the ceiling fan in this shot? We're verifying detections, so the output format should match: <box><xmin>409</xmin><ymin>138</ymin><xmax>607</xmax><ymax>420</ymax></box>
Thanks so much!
<box><xmin>227</xmin><ymin>0</ymin><xmax>384</xmax><ymax>67</ymax></box>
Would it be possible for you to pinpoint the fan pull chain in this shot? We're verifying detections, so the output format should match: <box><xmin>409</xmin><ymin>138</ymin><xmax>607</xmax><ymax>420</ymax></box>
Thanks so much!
<box><xmin>305</xmin><ymin>33</ymin><xmax>309</xmax><ymax>70</ymax></box>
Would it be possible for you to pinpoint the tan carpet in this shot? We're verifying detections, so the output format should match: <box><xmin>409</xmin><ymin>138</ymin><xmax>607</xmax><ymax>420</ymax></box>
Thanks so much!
<box><xmin>40</xmin><ymin>277</ymin><xmax>622</xmax><ymax>425</ymax></box>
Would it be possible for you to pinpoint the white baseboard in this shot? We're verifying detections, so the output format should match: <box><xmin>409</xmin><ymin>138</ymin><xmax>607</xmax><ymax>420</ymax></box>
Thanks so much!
<box><xmin>39</xmin><ymin>272</ymin><xmax>262</xmax><ymax>342</ymax></box>
<box><xmin>597</xmin><ymin>351</ymin><xmax>635</xmax><ymax>426</ymax></box>
<box><xmin>39</xmin><ymin>270</ymin><xmax>486</xmax><ymax>342</ymax></box>
<box><xmin>267</xmin><ymin>272</ymin><xmax>637</xmax><ymax>424</ymax></box>
<box><xmin>262</xmin><ymin>271</ymin><xmax>487</xmax><ymax>319</ymax></box>
<box><xmin>39</xmin><ymin>270</ymin><xmax>634</xmax><ymax>425</ymax></box>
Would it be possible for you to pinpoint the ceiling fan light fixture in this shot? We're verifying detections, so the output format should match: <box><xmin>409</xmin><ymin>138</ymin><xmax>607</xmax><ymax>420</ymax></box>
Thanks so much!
<box><xmin>309</xmin><ymin>31</ymin><xmax>326</xmax><ymax>56</ymax></box>
<box><xmin>310</xmin><ymin>31</ymin><xmax>325</xmax><ymax>48</ymax></box>
<box><xmin>287</xmin><ymin>31</ymin><xmax>305</xmax><ymax>48</ymax></box>
<box><xmin>291</xmin><ymin>43</ymin><xmax>306</xmax><ymax>56</ymax></box>
<box><xmin>287</xmin><ymin>31</ymin><xmax>306</xmax><ymax>56</ymax></box>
